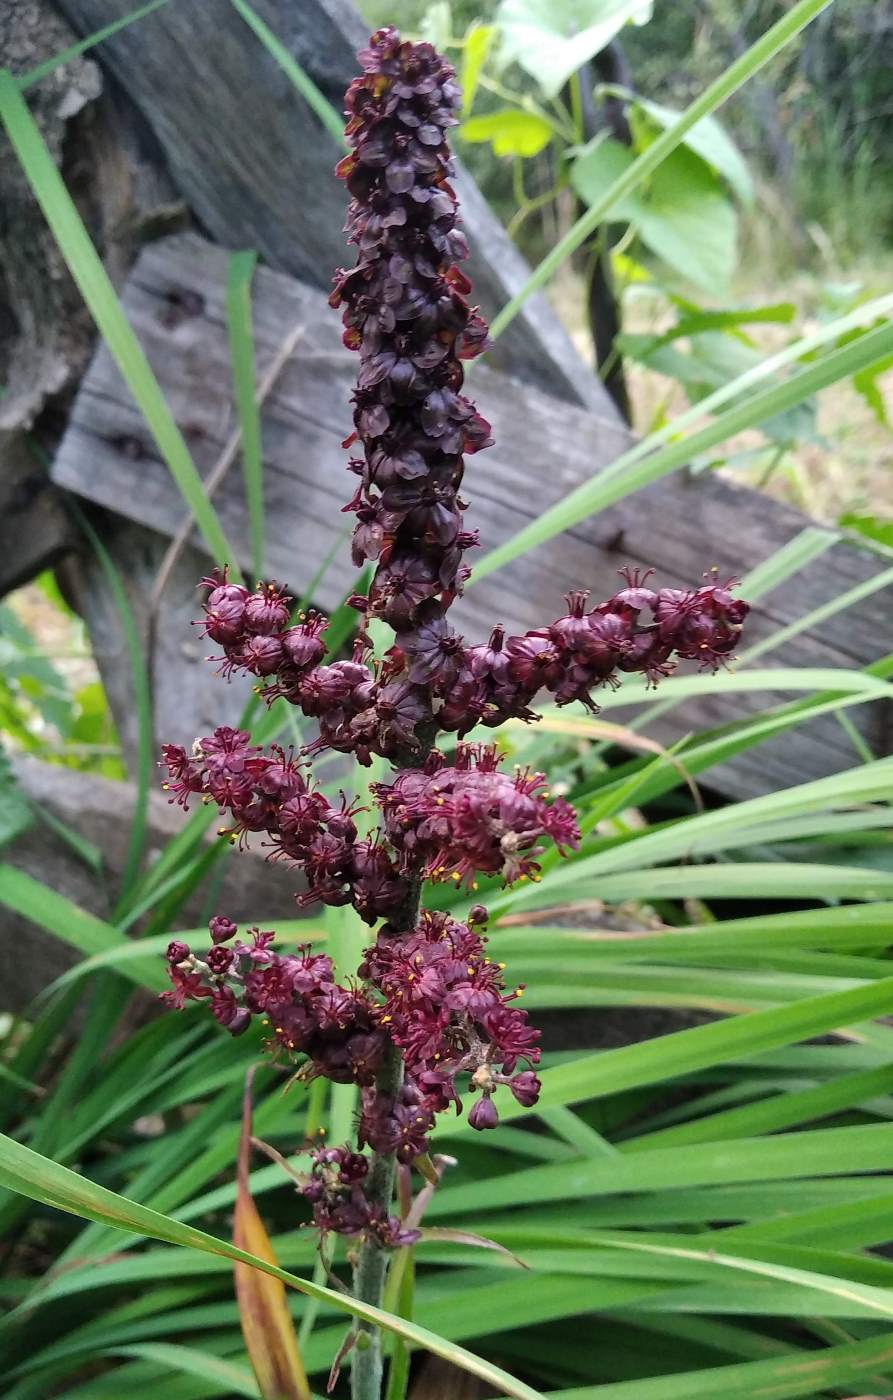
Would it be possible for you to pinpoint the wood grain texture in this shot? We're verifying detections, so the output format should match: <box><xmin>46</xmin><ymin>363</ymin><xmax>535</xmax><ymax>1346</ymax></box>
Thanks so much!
<box><xmin>52</xmin><ymin>233</ymin><xmax>893</xmax><ymax>800</ymax></box>
<box><xmin>52</xmin><ymin>0</ymin><xmax>612</xmax><ymax>414</ymax></box>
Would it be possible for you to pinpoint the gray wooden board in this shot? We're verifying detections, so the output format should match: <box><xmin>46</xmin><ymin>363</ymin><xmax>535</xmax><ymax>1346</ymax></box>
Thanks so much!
<box><xmin>52</xmin><ymin>0</ymin><xmax>612</xmax><ymax>415</ymax></box>
<box><xmin>53</xmin><ymin>233</ymin><xmax>893</xmax><ymax>800</ymax></box>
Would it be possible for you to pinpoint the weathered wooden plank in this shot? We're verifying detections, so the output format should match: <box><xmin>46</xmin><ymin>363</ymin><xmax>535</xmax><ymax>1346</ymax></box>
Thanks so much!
<box><xmin>52</xmin><ymin>0</ymin><xmax>614</xmax><ymax>416</ymax></box>
<box><xmin>52</xmin><ymin>234</ymin><xmax>893</xmax><ymax>799</ymax></box>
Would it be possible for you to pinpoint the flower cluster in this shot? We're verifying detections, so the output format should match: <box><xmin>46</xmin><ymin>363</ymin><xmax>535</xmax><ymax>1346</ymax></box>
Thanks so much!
<box><xmin>160</xmin><ymin>728</ymin><xmax>409</xmax><ymax>924</ymax></box>
<box><xmin>332</xmin><ymin>26</ymin><xmax>491</xmax><ymax>627</ymax></box>
<box><xmin>361</xmin><ymin>908</ymin><xmax>541</xmax><ymax>1132</ymax></box>
<box><xmin>301</xmin><ymin>1145</ymin><xmax>420</xmax><ymax>1247</ymax></box>
<box><xmin>159</xmin><ymin>27</ymin><xmax>748</xmax><ymax>1252</ymax></box>
<box><xmin>440</xmin><ymin>572</ymin><xmax>749</xmax><ymax>731</ymax></box>
<box><xmin>165</xmin><ymin>922</ymin><xmax>388</xmax><ymax>1083</ymax></box>
<box><xmin>196</xmin><ymin>570</ymin><xmax>748</xmax><ymax>763</ymax></box>
<box><xmin>374</xmin><ymin>743</ymin><xmax>580</xmax><ymax>885</ymax></box>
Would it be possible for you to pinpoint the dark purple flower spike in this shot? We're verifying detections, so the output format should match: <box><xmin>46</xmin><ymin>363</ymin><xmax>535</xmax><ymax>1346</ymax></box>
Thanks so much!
<box><xmin>159</xmin><ymin>27</ymin><xmax>748</xmax><ymax>1263</ymax></box>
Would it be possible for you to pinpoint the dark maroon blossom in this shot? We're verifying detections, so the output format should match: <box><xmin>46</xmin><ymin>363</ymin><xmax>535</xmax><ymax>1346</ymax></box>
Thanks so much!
<box><xmin>159</xmin><ymin>27</ymin><xmax>748</xmax><ymax>1258</ymax></box>
<box><xmin>301</xmin><ymin>1145</ymin><xmax>420</xmax><ymax>1246</ymax></box>
<box><xmin>360</xmin><ymin>908</ymin><xmax>540</xmax><ymax>1133</ymax></box>
<box><xmin>374</xmin><ymin>743</ymin><xmax>580</xmax><ymax>885</ymax></box>
<box><xmin>163</xmin><ymin>920</ymin><xmax>388</xmax><ymax>1085</ymax></box>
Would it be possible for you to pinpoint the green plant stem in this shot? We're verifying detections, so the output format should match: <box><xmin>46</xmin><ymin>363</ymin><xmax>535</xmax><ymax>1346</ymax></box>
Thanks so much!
<box><xmin>351</xmin><ymin>737</ymin><xmax>432</xmax><ymax>1400</ymax></box>
<box><xmin>351</xmin><ymin>1041</ymin><xmax>405</xmax><ymax>1400</ymax></box>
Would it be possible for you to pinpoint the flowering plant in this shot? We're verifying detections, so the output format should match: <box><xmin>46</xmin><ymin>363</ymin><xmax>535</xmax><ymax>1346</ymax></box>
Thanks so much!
<box><xmin>160</xmin><ymin>27</ymin><xmax>747</xmax><ymax>1399</ymax></box>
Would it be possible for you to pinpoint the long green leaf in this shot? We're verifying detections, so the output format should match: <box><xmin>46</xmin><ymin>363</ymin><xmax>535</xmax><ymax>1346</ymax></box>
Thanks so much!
<box><xmin>549</xmin><ymin>1328</ymin><xmax>893</xmax><ymax>1400</ymax></box>
<box><xmin>228</xmin><ymin>0</ymin><xmax>347</xmax><ymax>149</ymax></box>
<box><xmin>0</xmin><ymin>1134</ymin><xmax>544</xmax><ymax>1400</ymax></box>
<box><xmin>0</xmin><ymin>72</ymin><xmax>238</xmax><ymax>573</ymax></box>
<box><xmin>475</xmin><ymin>320</ymin><xmax>893</xmax><ymax>577</ymax></box>
<box><xmin>431</xmin><ymin>1123</ymin><xmax>893</xmax><ymax>1215</ymax></box>
<box><xmin>16</xmin><ymin>0</ymin><xmax>172</xmax><ymax>90</ymax></box>
<box><xmin>225</xmin><ymin>251</ymin><xmax>265</xmax><ymax>579</ymax></box>
<box><xmin>436</xmin><ymin>974</ymin><xmax>893</xmax><ymax>1134</ymax></box>
<box><xmin>0</xmin><ymin>864</ymin><xmax>164</xmax><ymax>992</ymax></box>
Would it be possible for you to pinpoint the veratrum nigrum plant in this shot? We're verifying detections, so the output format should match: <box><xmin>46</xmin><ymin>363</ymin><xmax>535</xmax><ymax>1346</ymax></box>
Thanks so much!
<box><xmin>160</xmin><ymin>25</ymin><xmax>748</xmax><ymax>1397</ymax></box>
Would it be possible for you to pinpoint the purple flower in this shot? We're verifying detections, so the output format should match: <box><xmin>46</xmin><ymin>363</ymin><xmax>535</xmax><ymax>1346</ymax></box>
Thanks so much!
<box><xmin>468</xmin><ymin>1096</ymin><xmax>499</xmax><ymax>1130</ymax></box>
<box><xmin>157</xmin><ymin>27</ymin><xmax>747</xmax><ymax>1253</ymax></box>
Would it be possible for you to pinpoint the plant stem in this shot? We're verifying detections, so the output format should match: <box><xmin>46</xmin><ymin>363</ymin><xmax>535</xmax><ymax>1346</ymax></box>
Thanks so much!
<box><xmin>351</xmin><ymin>735</ymin><xmax>431</xmax><ymax>1400</ymax></box>
<box><xmin>350</xmin><ymin>1041</ymin><xmax>405</xmax><ymax>1400</ymax></box>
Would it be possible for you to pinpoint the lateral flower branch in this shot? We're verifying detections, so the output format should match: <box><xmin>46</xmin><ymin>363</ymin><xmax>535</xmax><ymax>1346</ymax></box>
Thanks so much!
<box><xmin>159</xmin><ymin>26</ymin><xmax>748</xmax><ymax>1397</ymax></box>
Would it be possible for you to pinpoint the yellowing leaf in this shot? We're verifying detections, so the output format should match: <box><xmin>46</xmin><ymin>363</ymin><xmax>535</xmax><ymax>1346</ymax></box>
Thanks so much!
<box><xmin>460</xmin><ymin>22</ymin><xmax>496</xmax><ymax>116</ymax></box>
<box><xmin>234</xmin><ymin>1073</ymin><xmax>311</xmax><ymax>1400</ymax></box>
<box><xmin>460</xmin><ymin>109</ymin><xmax>553</xmax><ymax>157</ymax></box>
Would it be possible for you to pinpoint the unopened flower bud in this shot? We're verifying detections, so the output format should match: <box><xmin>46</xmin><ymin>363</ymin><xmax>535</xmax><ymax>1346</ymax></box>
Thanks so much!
<box><xmin>468</xmin><ymin>1095</ymin><xmax>499</xmax><ymax>1131</ymax></box>
<box><xmin>209</xmin><ymin>916</ymin><xmax>238</xmax><ymax>944</ymax></box>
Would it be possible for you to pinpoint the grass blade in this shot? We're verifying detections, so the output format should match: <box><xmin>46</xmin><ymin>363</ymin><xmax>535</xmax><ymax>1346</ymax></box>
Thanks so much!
<box><xmin>550</xmin><ymin>1327</ymin><xmax>893</xmax><ymax>1400</ymax></box>
<box><xmin>225</xmin><ymin>251</ymin><xmax>265</xmax><ymax>579</ymax></box>
<box><xmin>0</xmin><ymin>864</ymin><xmax>165</xmax><ymax>992</ymax></box>
<box><xmin>0</xmin><ymin>1134</ymin><xmax>545</xmax><ymax>1400</ymax></box>
<box><xmin>474</xmin><ymin>320</ymin><xmax>893</xmax><ymax>577</ymax></box>
<box><xmin>0</xmin><ymin>72</ymin><xmax>239</xmax><ymax>574</ymax></box>
<box><xmin>229</xmin><ymin>0</ymin><xmax>347</xmax><ymax>149</ymax></box>
<box><xmin>436</xmin><ymin>974</ymin><xmax>893</xmax><ymax>1134</ymax></box>
<box><xmin>16</xmin><ymin>0</ymin><xmax>172</xmax><ymax>91</ymax></box>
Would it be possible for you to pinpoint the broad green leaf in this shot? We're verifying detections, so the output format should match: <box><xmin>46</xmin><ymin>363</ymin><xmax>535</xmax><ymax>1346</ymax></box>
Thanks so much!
<box><xmin>853</xmin><ymin>350</ymin><xmax>893</xmax><ymax>425</ymax></box>
<box><xmin>626</xmin><ymin>91</ymin><xmax>753</xmax><ymax>204</ymax></box>
<box><xmin>0</xmin><ymin>748</ymin><xmax>32</xmax><ymax>849</ymax></box>
<box><xmin>841</xmin><ymin>512</ymin><xmax>893</xmax><ymax>550</ymax></box>
<box><xmin>490</xmin><ymin>0</ymin><xmax>833</xmax><ymax>338</ymax></box>
<box><xmin>572</xmin><ymin>139</ymin><xmax>737</xmax><ymax>293</ymax></box>
<box><xmin>0</xmin><ymin>1134</ymin><xmax>545</xmax><ymax>1400</ymax></box>
<box><xmin>497</xmin><ymin>0</ymin><xmax>653</xmax><ymax>99</ymax></box>
<box><xmin>461</xmin><ymin>108</ymin><xmax>553</xmax><ymax>157</ymax></box>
